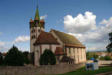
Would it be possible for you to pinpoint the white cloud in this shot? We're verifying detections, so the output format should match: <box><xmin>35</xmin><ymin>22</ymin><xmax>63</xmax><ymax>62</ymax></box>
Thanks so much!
<box><xmin>0</xmin><ymin>41</ymin><xmax>9</xmax><ymax>52</ymax></box>
<box><xmin>0</xmin><ymin>46</ymin><xmax>9</xmax><ymax>52</ymax></box>
<box><xmin>64</xmin><ymin>11</ymin><xmax>96</xmax><ymax>33</ymax></box>
<box><xmin>17</xmin><ymin>46</ymin><xmax>29</xmax><ymax>52</ymax></box>
<box><xmin>40</xmin><ymin>14</ymin><xmax>48</xmax><ymax>20</ymax></box>
<box><xmin>0</xmin><ymin>36</ymin><xmax>30</xmax><ymax>52</ymax></box>
<box><xmin>100</xmin><ymin>19</ymin><xmax>108</xmax><ymax>25</ymax></box>
<box><xmin>100</xmin><ymin>17</ymin><xmax>112</xmax><ymax>25</ymax></box>
<box><xmin>0</xmin><ymin>41</ymin><xmax>5</xmax><ymax>46</ymax></box>
<box><xmin>14</xmin><ymin>36</ymin><xmax>30</xmax><ymax>43</ymax></box>
<box><xmin>64</xmin><ymin>11</ymin><xmax>112</xmax><ymax>51</ymax></box>
<box><xmin>87</xmin><ymin>46</ymin><xmax>106</xmax><ymax>52</ymax></box>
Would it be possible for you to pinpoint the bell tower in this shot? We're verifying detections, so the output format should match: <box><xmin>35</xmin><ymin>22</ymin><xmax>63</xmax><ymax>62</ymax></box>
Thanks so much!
<box><xmin>30</xmin><ymin>7</ymin><xmax>45</xmax><ymax>53</ymax></box>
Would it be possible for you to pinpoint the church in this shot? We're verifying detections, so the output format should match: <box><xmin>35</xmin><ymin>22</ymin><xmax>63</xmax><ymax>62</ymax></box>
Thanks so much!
<box><xmin>30</xmin><ymin>8</ymin><xmax>86</xmax><ymax>66</ymax></box>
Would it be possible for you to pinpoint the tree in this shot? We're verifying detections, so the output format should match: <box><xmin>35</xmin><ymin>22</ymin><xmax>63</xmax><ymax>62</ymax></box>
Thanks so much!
<box><xmin>104</xmin><ymin>56</ymin><xmax>111</xmax><ymax>60</ymax></box>
<box><xmin>0</xmin><ymin>52</ymin><xmax>3</xmax><ymax>65</ymax></box>
<box><xmin>23</xmin><ymin>51</ymin><xmax>30</xmax><ymax>64</ymax></box>
<box><xmin>93</xmin><ymin>54</ymin><xmax>98</xmax><ymax>59</ymax></box>
<box><xmin>107</xmin><ymin>32</ymin><xmax>112</xmax><ymax>52</ymax></box>
<box><xmin>39</xmin><ymin>53</ymin><xmax>46</xmax><ymax>65</ymax></box>
<box><xmin>4</xmin><ymin>46</ymin><xmax>24</xmax><ymax>66</ymax></box>
<box><xmin>39</xmin><ymin>49</ymin><xmax>56</xmax><ymax>65</ymax></box>
<box><xmin>86</xmin><ymin>52</ymin><xmax>91</xmax><ymax>60</ymax></box>
<box><xmin>86</xmin><ymin>52</ymin><xmax>98</xmax><ymax>60</ymax></box>
<box><xmin>100</xmin><ymin>56</ymin><xmax>111</xmax><ymax>60</ymax></box>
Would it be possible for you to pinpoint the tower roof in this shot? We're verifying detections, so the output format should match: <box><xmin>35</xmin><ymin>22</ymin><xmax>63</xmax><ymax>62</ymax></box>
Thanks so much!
<box><xmin>34</xmin><ymin>8</ymin><xmax>45</xmax><ymax>28</ymax></box>
<box><xmin>35</xmin><ymin>8</ymin><xmax>40</xmax><ymax>20</ymax></box>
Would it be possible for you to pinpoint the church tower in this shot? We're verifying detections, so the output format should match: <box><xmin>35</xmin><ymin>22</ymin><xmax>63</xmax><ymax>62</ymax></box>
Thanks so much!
<box><xmin>30</xmin><ymin>8</ymin><xmax>45</xmax><ymax>53</ymax></box>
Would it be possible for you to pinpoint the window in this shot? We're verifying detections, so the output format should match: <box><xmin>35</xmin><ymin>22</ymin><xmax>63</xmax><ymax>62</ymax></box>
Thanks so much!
<box><xmin>73</xmin><ymin>48</ymin><xmax>75</xmax><ymax>53</ymax></box>
<box><xmin>38</xmin><ymin>29</ymin><xmax>41</xmax><ymax>32</ymax></box>
<box><xmin>77</xmin><ymin>48</ymin><xmax>79</xmax><ymax>53</ymax></box>
<box><xmin>69</xmin><ymin>48</ymin><xmax>71</xmax><ymax>54</ymax></box>
<box><xmin>31</xmin><ymin>29</ymin><xmax>35</xmax><ymax>33</ymax></box>
<box><xmin>31</xmin><ymin>35</ymin><xmax>36</xmax><ymax>39</ymax></box>
<box><xmin>74</xmin><ymin>56</ymin><xmax>75</xmax><ymax>59</ymax></box>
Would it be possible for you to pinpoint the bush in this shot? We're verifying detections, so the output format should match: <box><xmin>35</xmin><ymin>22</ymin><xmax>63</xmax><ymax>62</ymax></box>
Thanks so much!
<box><xmin>39</xmin><ymin>49</ymin><xmax>56</xmax><ymax>65</ymax></box>
<box><xmin>106</xmin><ymin>32</ymin><xmax>112</xmax><ymax>52</ymax></box>
<box><xmin>100</xmin><ymin>56</ymin><xmax>111</xmax><ymax>60</ymax></box>
<box><xmin>23</xmin><ymin>51</ymin><xmax>30</xmax><ymax>64</ymax></box>
<box><xmin>86</xmin><ymin>52</ymin><xmax>98</xmax><ymax>60</ymax></box>
<box><xmin>28</xmin><ymin>52</ymin><xmax>34</xmax><ymax>64</ymax></box>
<box><xmin>4</xmin><ymin>46</ymin><xmax>24</xmax><ymax>66</ymax></box>
<box><xmin>100</xmin><ymin>56</ymin><xmax>105</xmax><ymax>60</ymax></box>
<box><xmin>104</xmin><ymin>56</ymin><xmax>111</xmax><ymax>60</ymax></box>
<box><xmin>0</xmin><ymin>52</ymin><xmax>3</xmax><ymax>65</ymax></box>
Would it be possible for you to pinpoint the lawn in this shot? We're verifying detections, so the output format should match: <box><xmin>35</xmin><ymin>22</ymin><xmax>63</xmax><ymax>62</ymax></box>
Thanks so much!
<box><xmin>58</xmin><ymin>66</ymin><xmax>112</xmax><ymax>75</ymax></box>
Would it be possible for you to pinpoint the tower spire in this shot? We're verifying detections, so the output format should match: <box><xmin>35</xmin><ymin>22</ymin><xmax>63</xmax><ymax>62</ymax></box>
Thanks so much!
<box><xmin>35</xmin><ymin>8</ymin><xmax>40</xmax><ymax>20</ymax></box>
<box><xmin>35</xmin><ymin>1</ymin><xmax>40</xmax><ymax>20</ymax></box>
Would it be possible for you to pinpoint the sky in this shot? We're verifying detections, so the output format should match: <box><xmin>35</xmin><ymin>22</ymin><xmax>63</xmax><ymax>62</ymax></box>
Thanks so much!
<box><xmin>0</xmin><ymin>0</ymin><xmax>112</xmax><ymax>52</ymax></box>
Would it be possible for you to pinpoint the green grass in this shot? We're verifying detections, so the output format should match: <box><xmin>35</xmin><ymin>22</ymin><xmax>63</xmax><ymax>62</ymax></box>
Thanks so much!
<box><xmin>58</xmin><ymin>66</ymin><xmax>112</xmax><ymax>75</ymax></box>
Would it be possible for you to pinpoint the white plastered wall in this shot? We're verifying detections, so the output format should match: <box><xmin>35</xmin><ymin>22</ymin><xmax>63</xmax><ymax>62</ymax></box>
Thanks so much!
<box><xmin>30</xmin><ymin>27</ymin><xmax>44</xmax><ymax>53</ymax></box>
<box><xmin>34</xmin><ymin>44</ymin><xmax>60</xmax><ymax>66</ymax></box>
<box><xmin>65</xmin><ymin>47</ymin><xmax>86</xmax><ymax>64</ymax></box>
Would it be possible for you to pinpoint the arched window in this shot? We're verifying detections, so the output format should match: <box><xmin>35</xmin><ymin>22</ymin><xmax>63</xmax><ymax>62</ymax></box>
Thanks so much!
<box><xmin>31</xmin><ymin>35</ymin><xmax>36</xmax><ymax>39</ymax></box>
<box><xmin>38</xmin><ymin>29</ymin><xmax>41</xmax><ymax>32</ymax></box>
<box><xmin>31</xmin><ymin>29</ymin><xmax>35</xmax><ymax>33</ymax></box>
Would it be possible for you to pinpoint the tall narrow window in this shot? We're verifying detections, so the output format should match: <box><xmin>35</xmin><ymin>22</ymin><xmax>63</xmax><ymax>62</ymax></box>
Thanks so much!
<box><xmin>31</xmin><ymin>35</ymin><xmax>36</xmax><ymax>39</ymax></box>
<box><xmin>69</xmin><ymin>48</ymin><xmax>71</xmax><ymax>54</ymax></box>
<box><xmin>38</xmin><ymin>29</ymin><xmax>41</xmax><ymax>32</ymax></box>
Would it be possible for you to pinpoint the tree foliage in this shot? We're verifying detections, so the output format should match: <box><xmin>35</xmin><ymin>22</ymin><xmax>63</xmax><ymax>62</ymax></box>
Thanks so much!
<box><xmin>0</xmin><ymin>52</ymin><xmax>3</xmax><ymax>65</ymax></box>
<box><xmin>23</xmin><ymin>51</ymin><xmax>30</xmax><ymax>64</ymax></box>
<box><xmin>39</xmin><ymin>49</ymin><xmax>56</xmax><ymax>65</ymax></box>
<box><xmin>28</xmin><ymin>52</ymin><xmax>34</xmax><ymax>65</ymax></box>
<box><xmin>100</xmin><ymin>56</ymin><xmax>112</xmax><ymax>60</ymax></box>
<box><xmin>107</xmin><ymin>32</ymin><xmax>112</xmax><ymax>52</ymax></box>
<box><xmin>4</xmin><ymin>46</ymin><xmax>24</xmax><ymax>66</ymax></box>
<box><xmin>86</xmin><ymin>52</ymin><xmax>98</xmax><ymax>60</ymax></box>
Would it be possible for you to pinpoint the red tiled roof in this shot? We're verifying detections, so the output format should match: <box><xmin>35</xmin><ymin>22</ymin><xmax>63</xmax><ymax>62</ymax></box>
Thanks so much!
<box><xmin>34</xmin><ymin>31</ymin><xmax>59</xmax><ymax>45</ymax></box>
<box><xmin>55</xmin><ymin>47</ymin><xmax>64</xmax><ymax>55</ymax></box>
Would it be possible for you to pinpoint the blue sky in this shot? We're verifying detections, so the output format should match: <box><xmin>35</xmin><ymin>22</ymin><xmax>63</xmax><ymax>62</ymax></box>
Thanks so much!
<box><xmin>0</xmin><ymin>0</ymin><xmax>112</xmax><ymax>52</ymax></box>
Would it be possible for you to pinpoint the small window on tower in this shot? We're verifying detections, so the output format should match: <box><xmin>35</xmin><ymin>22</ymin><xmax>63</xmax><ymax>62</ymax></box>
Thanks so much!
<box><xmin>38</xmin><ymin>29</ymin><xmax>41</xmax><ymax>32</ymax></box>
<box><xmin>33</xmin><ymin>35</ymin><xmax>35</xmax><ymax>38</ymax></box>
<box><xmin>31</xmin><ymin>30</ymin><xmax>35</xmax><ymax>33</ymax></box>
<box><xmin>31</xmin><ymin>35</ymin><xmax>36</xmax><ymax>39</ymax></box>
<box><xmin>31</xmin><ymin>36</ymin><xmax>33</xmax><ymax>39</ymax></box>
<box><xmin>34</xmin><ymin>30</ymin><xmax>35</xmax><ymax>32</ymax></box>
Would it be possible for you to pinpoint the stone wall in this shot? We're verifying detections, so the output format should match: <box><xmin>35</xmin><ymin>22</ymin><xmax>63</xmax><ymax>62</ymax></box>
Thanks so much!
<box><xmin>98</xmin><ymin>60</ymin><xmax>112</xmax><ymax>66</ymax></box>
<box><xmin>0</xmin><ymin>64</ymin><xmax>84</xmax><ymax>75</ymax></box>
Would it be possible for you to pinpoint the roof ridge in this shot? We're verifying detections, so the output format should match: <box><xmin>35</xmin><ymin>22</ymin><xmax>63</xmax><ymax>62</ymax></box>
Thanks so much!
<box><xmin>51</xmin><ymin>29</ymin><xmax>78</xmax><ymax>39</ymax></box>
